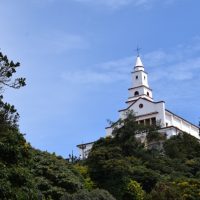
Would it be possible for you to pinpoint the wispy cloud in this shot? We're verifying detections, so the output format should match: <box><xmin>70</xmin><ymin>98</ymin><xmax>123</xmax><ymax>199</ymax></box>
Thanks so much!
<box><xmin>61</xmin><ymin>37</ymin><xmax>200</xmax><ymax>86</ymax></box>
<box><xmin>26</xmin><ymin>0</ymin><xmax>180</xmax><ymax>10</ymax></box>
<box><xmin>0</xmin><ymin>28</ymin><xmax>89</xmax><ymax>56</ymax></box>
<box><xmin>61</xmin><ymin>56</ymin><xmax>133</xmax><ymax>84</ymax></box>
<box><xmin>145</xmin><ymin>37</ymin><xmax>200</xmax><ymax>82</ymax></box>
<box><xmin>72</xmin><ymin>0</ymin><xmax>179</xmax><ymax>9</ymax></box>
<box><xmin>30</xmin><ymin>31</ymin><xmax>89</xmax><ymax>54</ymax></box>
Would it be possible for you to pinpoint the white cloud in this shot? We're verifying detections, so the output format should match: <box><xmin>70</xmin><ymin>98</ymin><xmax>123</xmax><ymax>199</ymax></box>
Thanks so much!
<box><xmin>74</xmin><ymin>0</ymin><xmax>151</xmax><ymax>9</ymax></box>
<box><xmin>73</xmin><ymin>0</ymin><xmax>179</xmax><ymax>9</ymax></box>
<box><xmin>61</xmin><ymin>55</ymin><xmax>135</xmax><ymax>85</ymax></box>
<box><xmin>34</xmin><ymin>31</ymin><xmax>89</xmax><ymax>54</ymax></box>
<box><xmin>0</xmin><ymin>27</ymin><xmax>89</xmax><ymax>56</ymax></box>
<box><xmin>61</xmin><ymin>69</ymin><xmax>128</xmax><ymax>84</ymax></box>
<box><xmin>30</xmin><ymin>0</ymin><xmax>152</xmax><ymax>9</ymax></box>
<box><xmin>61</xmin><ymin>37</ymin><xmax>200</xmax><ymax>85</ymax></box>
<box><xmin>26</xmin><ymin>0</ymin><xmax>181</xmax><ymax>10</ymax></box>
<box><xmin>145</xmin><ymin>38</ymin><xmax>200</xmax><ymax>82</ymax></box>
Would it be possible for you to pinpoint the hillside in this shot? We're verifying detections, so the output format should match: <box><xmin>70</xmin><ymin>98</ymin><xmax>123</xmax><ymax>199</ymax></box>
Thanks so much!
<box><xmin>1</xmin><ymin>51</ymin><xmax>200</xmax><ymax>200</ymax></box>
<box><xmin>2</xmin><ymin>107</ymin><xmax>200</xmax><ymax>200</ymax></box>
<box><xmin>0</xmin><ymin>52</ymin><xmax>115</xmax><ymax>200</ymax></box>
<box><xmin>0</xmin><ymin>112</ymin><xmax>115</xmax><ymax>199</ymax></box>
<box><xmin>86</xmin><ymin>113</ymin><xmax>200</xmax><ymax>200</ymax></box>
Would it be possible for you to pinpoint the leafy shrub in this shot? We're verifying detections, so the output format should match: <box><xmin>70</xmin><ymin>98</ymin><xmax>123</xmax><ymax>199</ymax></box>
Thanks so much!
<box><xmin>123</xmin><ymin>180</ymin><xmax>144</xmax><ymax>200</ymax></box>
<box><xmin>61</xmin><ymin>189</ymin><xmax>116</xmax><ymax>200</ymax></box>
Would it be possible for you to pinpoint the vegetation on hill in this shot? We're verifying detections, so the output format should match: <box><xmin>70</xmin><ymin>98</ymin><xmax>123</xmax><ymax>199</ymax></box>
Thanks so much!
<box><xmin>86</xmin><ymin>113</ymin><xmax>200</xmax><ymax>200</ymax></box>
<box><xmin>0</xmin><ymin>51</ymin><xmax>115</xmax><ymax>200</ymax></box>
<box><xmin>1</xmin><ymin>51</ymin><xmax>200</xmax><ymax>200</ymax></box>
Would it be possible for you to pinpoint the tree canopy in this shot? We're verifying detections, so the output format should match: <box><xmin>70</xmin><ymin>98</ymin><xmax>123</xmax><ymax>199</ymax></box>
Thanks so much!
<box><xmin>1</xmin><ymin>51</ymin><xmax>200</xmax><ymax>200</ymax></box>
<box><xmin>0</xmin><ymin>51</ymin><xmax>115</xmax><ymax>200</ymax></box>
<box><xmin>0</xmin><ymin>52</ymin><xmax>25</xmax><ymax>91</ymax></box>
<box><xmin>86</xmin><ymin>113</ymin><xmax>200</xmax><ymax>200</ymax></box>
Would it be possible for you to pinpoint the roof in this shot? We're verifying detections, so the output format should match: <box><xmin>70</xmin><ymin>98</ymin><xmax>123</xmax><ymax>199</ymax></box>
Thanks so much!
<box><xmin>119</xmin><ymin>97</ymin><xmax>164</xmax><ymax>112</ymax></box>
<box><xmin>131</xmin><ymin>70</ymin><xmax>148</xmax><ymax>74</ymax></box>
<box><xmin>128</xmin><ymin>85</ymin><xmax>153</xmax><ymax>91</ymax></box>
<box><xmin>77</xmin><ymin>141</ymin><xmax>95</xmax><ymax>148</ymax></box>
<box><xmin>165</xmin><ymin>109</ymin><xmax>199</xmax><ymax>129</ymax></box>
<box><xmin>159</xmin><ymin>125</ymin><xmax>181</xmax><ymax>132</ymax></box>
<box><xmin>105</xmin><ymin>112</ymin><xmax>158</xmax><ymax>129</ymax></box>
<box><xmin>126</xmin><ymin>94</ymin><xmax>153</xmax><ymax>103</ymax></box>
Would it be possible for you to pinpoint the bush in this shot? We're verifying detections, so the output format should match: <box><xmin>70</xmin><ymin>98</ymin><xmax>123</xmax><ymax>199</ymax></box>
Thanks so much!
<box><xmin>61</xmin><ymin>189</ymin><xmax>116</xmax><ymax>200</ymax></box>
<box><xmin>123</xmin><ymin>180</ymin><xmax>144</xmax><ymax>200</ymax></box>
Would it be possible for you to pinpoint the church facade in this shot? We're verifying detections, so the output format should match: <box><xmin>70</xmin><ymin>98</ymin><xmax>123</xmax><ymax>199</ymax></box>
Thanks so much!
<box><xmin>77</xmin><ymin>55</ymin><xmax>199</xmax><ymax>159</ymax></box>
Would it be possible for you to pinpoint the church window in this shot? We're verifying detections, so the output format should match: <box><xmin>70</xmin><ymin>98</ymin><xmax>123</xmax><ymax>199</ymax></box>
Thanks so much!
<box><xmin>151</xmin><ymin>117</ymin><xmax>156</xmax><ymax>126</ymax></box>
<box><xmin>144</xmin><ymin>76</ymin><xmax>146</xmax><ymax>80</ymax></box>
<box><xmin>140</xmin><ymin>120</ymin><xmax>144</xmax><ymax>125</ymax></box>
<box><xmin>139</xmin><ymin>104</ymin><xmax>143</xmax><ymax>108</ymax></box>
<box><xmin>145</xmin><ymin>118</ymin><xmax>150</xmax><ymax>125</ymax></box>
<box><xmin>166</xmin><ymin>123</ymin><xmax>168</xmax><ymax>127</ymax></box>
<box><xmin>136</xmin><ymin>76</ymin><xmax>138</xmax><ymax>79</ymax></box>
<box><xmin>147</xmin><ymin>92</ymin><xmax>149</xmax><ymax>96</ymax></box>
<box><xmin>135</xmin><ymin>91</ymin><xmax>139</xmax><ymax>96</ymax></box>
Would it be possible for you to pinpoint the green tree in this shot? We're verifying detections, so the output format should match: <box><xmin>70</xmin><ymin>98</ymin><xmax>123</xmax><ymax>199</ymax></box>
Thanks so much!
<box><xmin>61</xmin><ymin>189</ymin><xmax>116</xmax><ymax>200</ymax></box>
<box><xmin>0</xmin><ymin>52</ymin><xmax>88</xmax><ymax>199</ymax></box>
<box><xmin>146</xmin><ymin>182</ymin><xmax>181</xmax><ymax>200</ymax></box>
<box><xmin>87</xmin><ymin>113</ymin><xmax>161</xmax><ymax>199</ymax></box>
<box><xmin>0</xmin><ymin>52</ymin><xmax>25</xmax><ymax>91</ymax></box>
<box><xmin>123</xmin><ymin>180</ymin><xmax>144</xmax><ymax>200</ymax></box>
<box><xmin>163</xmin><ymin>132</ymin><xmax>200</xmax><ymax>159</ymax></box>
<box><xmin>147</xmin><ymin>179</ymin><xmax>200</xmax><ymax>200</ymax></box>
<box><xmin>74</xmin><ymin>164</ymin><xmax>95</xmax><ymax>190</ymax></box>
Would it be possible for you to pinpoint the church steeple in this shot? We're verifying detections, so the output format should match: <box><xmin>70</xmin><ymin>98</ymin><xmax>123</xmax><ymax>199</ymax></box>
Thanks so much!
<box><xmin>127</xmin><ymin>55</ymin><xmax>153</xmax><ymax>104</ymax></box>
<box><xmin>135</xmin><ymin>56</ymin><xmax>144</xmax><ymax>70</ymax></box>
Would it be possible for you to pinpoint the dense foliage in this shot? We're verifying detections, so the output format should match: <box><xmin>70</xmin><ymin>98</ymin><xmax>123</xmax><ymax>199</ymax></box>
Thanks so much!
<box><xmin>0</xmin><ymin>51</ymin><xmax>115</xmax><ymax>200</ymax></box>
<box><xmin>86</xmin><ymin>113</ymin><xmax>200</xmax><ymax>200</ymax></box>
<box><xmin>1</xmin><ymin>51</ymin><xmax>200</xmax><ymax>200</ymax></box>
<box><xmin>61</xmin><ymin>189</ymin><xmax>116</xmax><ymax>200</ymax></box>
<box><xmin>0</xmin><ymin>51</ymin><xmax>25</xmax><ymax>91</ymax></box>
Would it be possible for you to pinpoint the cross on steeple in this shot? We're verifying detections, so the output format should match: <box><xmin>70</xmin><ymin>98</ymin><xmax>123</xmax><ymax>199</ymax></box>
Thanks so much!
<box><xmin>136</xmin><ymin>46</ymin><xmax>141</xmax><ymax>57</ymax></box>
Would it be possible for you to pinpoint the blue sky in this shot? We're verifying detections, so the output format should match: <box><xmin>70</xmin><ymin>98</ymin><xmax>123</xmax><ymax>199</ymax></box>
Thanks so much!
<box><xmin>1</xmin><ymin>0</ymin><xmax>200</xmax><ymax>157</ymax></box>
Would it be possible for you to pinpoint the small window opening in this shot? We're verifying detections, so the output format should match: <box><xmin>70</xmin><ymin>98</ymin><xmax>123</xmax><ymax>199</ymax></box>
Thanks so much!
<box><xmin>139</xmin><ymin>104</ymin><xmax>143</xmax><ymax>108</ymax></box>
<box><xmin>145</xmin><ymin>118</ymin><xmax>151</xmax><ymax>125</ymax></box>
<box><xmin>139</xmin><ymin>120</ymin><xmax>144</xmax><ymax>125</ymax></box>
<box><xmin>144</xmin><ymin>76</ymin><xmax>146</xmax><ymax>80</ymax></box>
<box><xmin>134</xmin><ymin>91</ymin><xmax>139</xmax><ymax>96</ymax></box>
<box><xmin>147</xmin><ymin>92</ymin><xmax>150</xmax><ymax>96</ymax></box>
<box><xmin>151</xmin><ymin>117</ymin><xmax>156</xmax><ymax>126</ymax></box>
<box><xmin>136</xmin><ymin>76</ymin><xmax>138</xmax><ymax>79</ymax></box>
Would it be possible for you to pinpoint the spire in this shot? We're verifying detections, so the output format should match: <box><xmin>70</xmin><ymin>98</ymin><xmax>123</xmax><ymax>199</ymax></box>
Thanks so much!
<box><xmin>129</xmin><ymin>54</ymin><xmax>153</xmax><ymax>102</ymax></box>
<box><xmin>135</xmin><ymin>56</ymin><xmax>143</xmax><ymax>67</ymax></box>
<box><xmin>134</xmin><ymin>56</ymin><xmax>144</xmax><ymax>71</ymax></box>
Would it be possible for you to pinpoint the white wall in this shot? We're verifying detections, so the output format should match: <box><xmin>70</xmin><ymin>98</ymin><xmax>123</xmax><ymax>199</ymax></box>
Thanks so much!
<box><xmin>129</xmin><ymin>87</ymin><xmax>152</xmax><ymax>99</ymax></box>
<box><xmin>132</xmin><ymin>71</ymin><xmax>149</xmax><ymax>88</ymax></box>
<box><xmin>77</xmin><ymin>143</ymin><xmax>94</xmax><ymax>159</ymax></box>
<box><xmin>106</xmin><ymin>127</ymin><xmax>114</xmax><ymax>137</ymax></box>
<box><xmin>164</xmin><ymin>110</ymin><xmax>199</xmax><ymax>139</ymax></box>
<box><xmin>158</xmin><ymin>127</ymin><xmax>179</xmax><ymax>138</ymax></box>
<box><xmin>120</xmin><ymin>98</ymin><xmax>165</xmax><ymax>126</ymax></box>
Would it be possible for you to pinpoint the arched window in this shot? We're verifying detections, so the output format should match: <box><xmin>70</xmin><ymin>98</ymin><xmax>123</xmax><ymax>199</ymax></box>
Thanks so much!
<box><xmin>147</xmin><ymin>92</ymin><xmax>149</xmax><ymax>96</ymax></box>
<box><xmin>136</xmin><ymin>76</ymin><xmax>138</xmax><ymax>79</ymax></box>
<box><xmin>134</xmin><ymin>91</ymin><xmax>139</xmax><ymax>96</ymax></box>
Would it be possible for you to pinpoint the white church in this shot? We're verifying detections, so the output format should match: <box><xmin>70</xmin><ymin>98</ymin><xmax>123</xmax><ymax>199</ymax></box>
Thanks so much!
<box><xmin>77</xmin><ymin>55</ymin><xmax>200</xmax><ymax>159</ymax></box>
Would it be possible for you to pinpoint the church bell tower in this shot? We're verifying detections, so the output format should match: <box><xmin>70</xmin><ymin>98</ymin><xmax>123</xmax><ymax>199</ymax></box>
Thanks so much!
<box><xmin>127</xmin><ymin>55</ymin><xmax>153</xmax><ymax>104</ymax></box>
